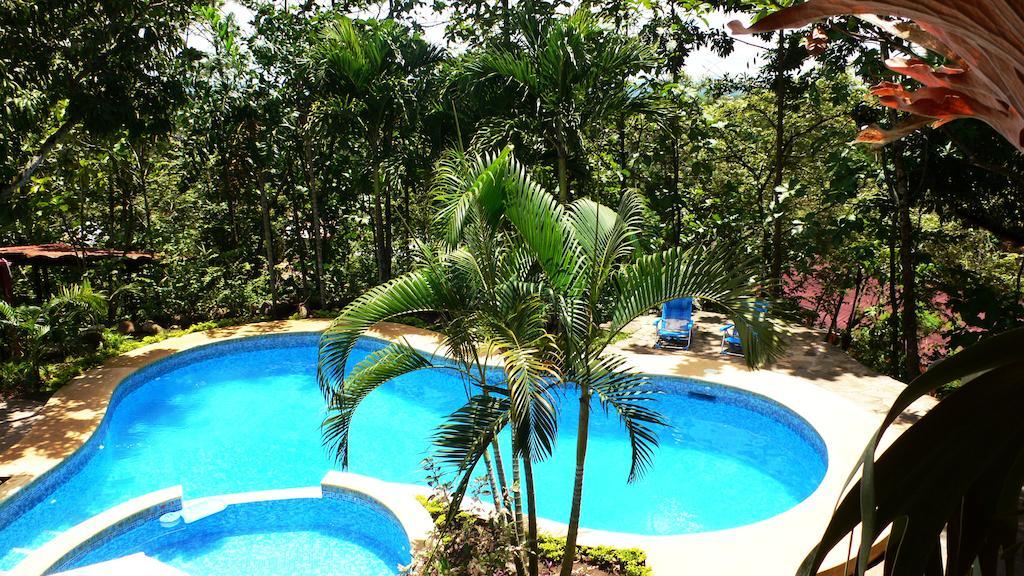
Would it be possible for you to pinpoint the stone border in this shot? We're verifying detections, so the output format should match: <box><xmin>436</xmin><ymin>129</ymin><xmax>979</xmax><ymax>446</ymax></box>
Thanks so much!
<box><xmin>0</xmin><ymin>319</ymin><xmax>889</xmax><ymax>576</ymax></box>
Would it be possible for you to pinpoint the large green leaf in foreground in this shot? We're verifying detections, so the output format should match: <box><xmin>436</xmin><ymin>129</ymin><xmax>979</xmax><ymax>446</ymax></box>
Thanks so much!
<box><xmin>800</xmin><ymin>327</ymin><xmax>1024</xmax><ymax>576</ymax></box>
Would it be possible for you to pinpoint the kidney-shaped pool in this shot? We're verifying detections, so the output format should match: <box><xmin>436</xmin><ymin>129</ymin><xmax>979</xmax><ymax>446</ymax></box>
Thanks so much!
<box><xmin>0</xmin><ymin>332</ymin><xmax>827</xmax><ymax>570</ymax></box>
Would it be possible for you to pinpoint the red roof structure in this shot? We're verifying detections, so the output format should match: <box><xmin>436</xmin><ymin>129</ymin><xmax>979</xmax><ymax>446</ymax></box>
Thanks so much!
<box><xmin>0</xmin><ymin>244</ymin><xmax>158</xmax><ymax>266</ymax></box>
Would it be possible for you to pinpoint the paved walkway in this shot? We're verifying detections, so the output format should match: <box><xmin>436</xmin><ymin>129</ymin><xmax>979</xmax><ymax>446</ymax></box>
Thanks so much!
<box><xmin>614</xmin><ymin>311</ymin><xmax>934</xmax><ymax>433</ymax></box>
<box><xmin>0</xmin><ymin>399</ymin><xmax>45</xmax><ymax>475</ymax></box>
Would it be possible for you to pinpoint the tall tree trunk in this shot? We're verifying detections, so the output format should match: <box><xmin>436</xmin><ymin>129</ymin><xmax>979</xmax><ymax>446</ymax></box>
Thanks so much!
<box><xmin>510</xmin><ymin>453</ymin><xmax>528</xmax><ymax>575</ymax></box>
<box><xmin>488</xmin><ymin>438</ymin><xmax>512</xmax><ymax>516</ymax></box>
<box><xmin>1</xmin><ymin>117</ymin><xmax>76</xmax><ymax>201</ymax></box>
<box><xmin>302</xmin><ymin>129</ymin><xmax>325</xmax><ymax>308</ymax></box>
<box><xmin>825</xmin><ymin>288</ymin><xmax>843</xmax><ymax>343</ymax></box>
<box><xmin>122</xmin><ymin>168</ymin><xmax>135</xmax><ymax>248</ymax></box>
<box><xmin>486</xmin><ymin>448</ymin><xmax>527</xmax><ymax>576</ymax></box>
<box><xmin>671</xmin><ymin>131</ymin><xmax>682</xmax><ymax>245</ymax></box>
<box><xmin>291</xmin><ymin>204</ymin><xmax>310</xmax><ymax>300</ymax></box>
<box><xmin>878</xmin><ymin>43</ymin><xmax>920</xmax><ymax>380</ymax></box>
<box><xmin>557</xmin><ymin>148</ymin><xmax>569</xmax><ymax>204</ymax></box>
<box><xmin>133</xmin><ymin>140</ymin><xmax>153</xmax><ymax>248</ymax></box>
<box><xmin>370</xmin><ymin>163</ymin><xmax>389</xmax><ymax>283</ymax></box>
<box><xmin>895</xmin><ymin>150</ymin><xmax>920</xmax><ymax>378</ymax></box>
<box><xmin>383</xmin><ymin>171</ymin><xmax>393</xmax><ymax>281</ymax></box>
<box><xmin>523</xmin><ymin>454</ymin><xmax>539</xmax><ymax>576</ymax></box>
<box><xmin>768</xmin><ymin>32</ymin><xmax>787</xmax><ymax>296</ymax></box>
<box><xmin>258</xmin><ymin>170</ymin><xmax>278</xmax><ymax>311</ymax></box>
<box><xmin>224</xmin><ymin>159</ymin><xmax>240</xmax><ymax>248</ymax></box>
<box><xmin>474</xmin><ymin>356</ymin><xmax>520</xmax><ymax>574</ymax></box>
<box><xmin>887</xmin><ymin>209</ymin><xmax>902</xmax><ymax>376</ymax></box>
<box><xmin>107</xmin><ymin>174</ymin><xmax>117</xmax><ymax>236</ymax></box>
<box><xmin>841</xmin><ymin>267</ymin><xmax>864</xmax><ymax>350</ymax></box>
<box><xmin>617</xmin><ymin>114</ymin><xmax>627</xmax><ymax>195</ymax></box>
<box><xmin>559</xmin><ymin>385</ymin><xmax>591</xmax><ymax>576</ymax></box>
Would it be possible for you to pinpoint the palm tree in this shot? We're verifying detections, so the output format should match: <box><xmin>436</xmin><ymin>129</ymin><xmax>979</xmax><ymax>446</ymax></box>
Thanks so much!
<box><xmin>44</xmin><ymin>279</ymin><xmax>107</xmax><ymax>349</ymax></box>
<box><xmin>318</xmin><ymin>151</ymin><xmax>564</xmax><ymax>576</ymax></box>
<box><xmin>0</xmin><ymin>302</ymin><xmax>51</xmax><ymax>390</ymax></box>
<box><xmin>434</xmin><ymin>146</ymin><xmax>785</xmax><ymax>576</ymax></box>
<box><xmin>308</xmin><ymin>16</ymin><xmax>444</xmax><ymax>282</ymax></box>
<box><xmin>319</xmin><ymin>147</ymin><xmax>783</xmax><ymax>574</ymax></box>
<box><xmin>463</xmin><ymin>9</ymin><xmax>659</xmax><ymax>203</ymax></box>
<box><xmin>1</xmin><ymin>280</ymin><xmax>107</xmax><ymax>391</ymax></box>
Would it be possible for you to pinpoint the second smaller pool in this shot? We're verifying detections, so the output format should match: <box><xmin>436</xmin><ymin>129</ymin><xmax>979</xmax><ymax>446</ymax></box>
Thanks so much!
<box><xmin>56</xmin><ymin>492</ymin><xmax>411</xmax><ymax>576</ymax></box>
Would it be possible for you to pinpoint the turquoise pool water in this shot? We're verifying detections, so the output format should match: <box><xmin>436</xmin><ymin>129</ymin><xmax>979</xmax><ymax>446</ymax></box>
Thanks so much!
<box><xmin>0</xmin><ymin>333</ymin><xmax>827</xmax><ymax>570</ymax></box>
<box><xmin>61</xmin><ymin>495</ymin><xmax>410</xmax><ymax>576</ymax></box>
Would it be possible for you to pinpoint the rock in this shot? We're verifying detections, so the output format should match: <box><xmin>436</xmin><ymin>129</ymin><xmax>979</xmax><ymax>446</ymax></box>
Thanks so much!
<box><xmin>117</xmin><ymin>320</ymin><xmax>135</xmax><ymax>335</ymax></box>
<box><xmin>81</xmin><ymin>326</ymin><xmax>104</xmax><ymax>352</ymax></box>
<box><xmin>140</xmin><ymin>321</ymin><xmax>164</xmax><ymax>336</ymax></box>
<box><xmin>271</xmin><ymin>302</ymin><xmax>297</xmax><ymax>319</ymax></box>
<box><xmin>296</xmin><ymin>304</ymin><xmax>309</xmax><ymax>319</ymax></box>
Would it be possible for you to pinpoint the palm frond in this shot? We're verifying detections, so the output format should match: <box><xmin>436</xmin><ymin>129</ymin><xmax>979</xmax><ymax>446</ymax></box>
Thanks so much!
<box><xmin>0</xmin><ymin>301</ymin><xmax>16</xmax><ymax>323</ymax></box>
<box><xmin>567</xmin><ymin>191</ymin><xmax>645</xmax><ymax>294</ymax></box>
<box><xmin>553</xmin><ymin>294</ymin><xmax>592</xmax><ymax>368</ymax></box>
<box><xmin>318</xmin><ymin>268</ymin><xmax>447</xmax><ymax>396</ymax></box>
<box><xmin>487</xmin><ymin>290</ymin><xmax>561</xmax><ymax>461</ymax></box>
<box><xmin>501</xmin><ymin>155</ymin><xmax>582</xmax><ymax>290</ymax></box>
<box><xmin>433</xmin><ymin>147</ymin><xmax>517</xmax><ymax>246</ymax></box>
<box><xmin>322</xmin><ymin>339</ymin><xmax>434</xmax><ymax>467</ymax></box>
<box><xmin>800</xmin><ymin>327</ymin><xmax>1024</xmax><ymax>576</ymax></box>
<box><xmin>587</xmin><ymin>353</ymin><xmax>666</xmax><ymax>483</ymax></box>
<box><xmin>46</xmin><ymin>279</ymin><xmax>107</xmax><ymax>319</ymax></box>
<box><xmin>608</xmin><ymin>245</ymin><xmax>785</xmax><ymax>368</ymax></box>
<box><xmin>433</xmin><ymin>394</ymin><xmax>511</xmax><ymax>520</ymax></box>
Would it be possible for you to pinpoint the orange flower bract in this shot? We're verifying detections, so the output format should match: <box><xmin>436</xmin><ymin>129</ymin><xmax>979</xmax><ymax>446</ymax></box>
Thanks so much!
<box><xmin>729</xmin><ymin>1</ymin><xmax>1024</xmax><ymax>151</ymax></box>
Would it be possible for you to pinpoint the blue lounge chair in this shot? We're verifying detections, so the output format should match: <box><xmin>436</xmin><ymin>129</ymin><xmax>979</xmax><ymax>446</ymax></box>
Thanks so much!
<box><xmin>720</xmin><ymin>301</ymin><xmax>770</xmax><ymax>357</ymax></box>
<box><xmin>720</xmin><ymin>324</ymin><xmax>743</xmax><ymax>357</ymax></box>
<box><xmin>654</xmin><ymin>298</ymin><xmax>695</xmax><ymax>350</ymax></box>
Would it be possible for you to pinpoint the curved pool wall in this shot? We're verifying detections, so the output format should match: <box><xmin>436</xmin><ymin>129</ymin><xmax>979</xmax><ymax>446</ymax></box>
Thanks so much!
<box><xmin>52</xmin><ymin>489</ymin><xmax>411</xmax><ymax>576</ymax></box>
<box><xmin>0</xmin><ymin>332</ymin><xmax>828</xmax><ymax>570</ymax></box>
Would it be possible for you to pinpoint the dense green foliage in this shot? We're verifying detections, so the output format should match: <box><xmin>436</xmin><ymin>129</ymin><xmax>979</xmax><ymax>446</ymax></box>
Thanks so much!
<box><xmin>2</xmin><ymin>1</ymin><xmax>1020</xmax><ymax>392</ymax></box>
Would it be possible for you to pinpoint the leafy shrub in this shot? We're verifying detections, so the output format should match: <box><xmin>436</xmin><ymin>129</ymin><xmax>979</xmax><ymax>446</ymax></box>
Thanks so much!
<box><xmin>0</xmin><ymin>316</ymin><xmax>260</xmax><ymax>399</ymax></box>
<box><xmin>536</xmin><ymin>535</ymin><xmax>651</xmax><ymax>576</ymax></box>
<box><xmin>414</xmin><ymin>467</ymin><xmax>652</xmax><ymax>576</ymax></box>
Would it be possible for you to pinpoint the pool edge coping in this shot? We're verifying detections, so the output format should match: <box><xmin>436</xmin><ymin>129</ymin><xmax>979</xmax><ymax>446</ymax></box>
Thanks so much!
<box><xmin>13</xmin><ymin>473</ymin><xmax>434</xmax><ymax>576</ymax></box>
<box><xmin>9</xmin><ymin>485</ymin><xmax>183</xmax><ymax>576</ymax></box>
<box><xmin>0</xmin><ymin>319</ymin><xmax>887</xmax><ymax>576</ymax></box>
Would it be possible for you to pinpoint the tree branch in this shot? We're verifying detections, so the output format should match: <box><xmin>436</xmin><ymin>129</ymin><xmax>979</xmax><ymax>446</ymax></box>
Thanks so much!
<box><xmin>944</xmin><ymin>127</ymin><xmax>1024</xmax><ymax>189</ymax></box>
<box><xmin>1</xmin><ymin>117</ymin><xmax>77</xmax><ymax>202</ymax></box>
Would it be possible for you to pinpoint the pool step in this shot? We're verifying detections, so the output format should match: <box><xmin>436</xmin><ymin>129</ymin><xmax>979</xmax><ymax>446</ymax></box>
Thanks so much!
<box><xmin>156</xmin><ymin>497</ymin><xmax>228</xmax><ymax>527</ymax></box>
<box><xmin>51</xmin><ymin>553</ymin><xmax>189</xmax><ymax>575</ymax></box>
<box><xmin>181</xmin><ymin>497</ymin><xmax>227</xmax><ymax>523</ymax></box>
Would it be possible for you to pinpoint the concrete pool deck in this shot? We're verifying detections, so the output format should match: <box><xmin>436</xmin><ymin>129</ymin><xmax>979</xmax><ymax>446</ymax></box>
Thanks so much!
<box><xmin>0</xmin><ymin>318</ymin><xmax>935</xmax><ymax>576</ymax></box>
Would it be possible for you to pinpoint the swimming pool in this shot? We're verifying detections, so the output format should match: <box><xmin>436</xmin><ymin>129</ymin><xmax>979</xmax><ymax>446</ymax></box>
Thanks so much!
<box><xmin>56</xmin><ymin>492</ymin><xmax>410</xmax><ymax>576</ymax></box>
<box><xmin>0</xmin><ymin>332</ymin><xmax>827</xmax><ymax>570</ymax></box>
